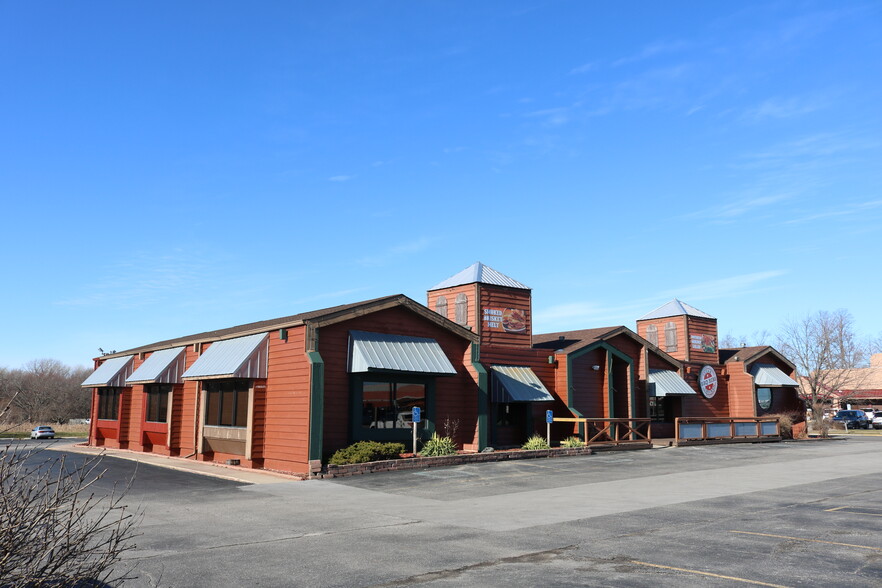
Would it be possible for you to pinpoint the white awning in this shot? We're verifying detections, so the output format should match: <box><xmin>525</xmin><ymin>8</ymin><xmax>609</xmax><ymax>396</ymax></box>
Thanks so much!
<box><xmin>182</xmin><ymin>333</ymin><xmax>268</xmax><ymax>380</ymax></box>
<box><xmin>81</xmin><ymin>355</ymin><xmax>134</xmax><ymax>388</ymax></box>
<box><xmin>491</xmin><ymin>365</ymin><xmax>554</xmax><ymax>402</ymax></box>
<box><xmin>348</xmin><ymin>330</ymin><xmax>456</xmax><ymax>375</ymax></box>
<box><xmin>127</xmin><ymin>347</ymin><xmax>187</xmax><ymax>385</ymax></box>
<box><xmin>648</xmin><ymin>369</ymin><xmax>697</xmax><ymax>397</ymax></box>
<box><xmin>751</xmin><ymin>364</ymin><xmax>799</xmax><ymax>387</ymax></box>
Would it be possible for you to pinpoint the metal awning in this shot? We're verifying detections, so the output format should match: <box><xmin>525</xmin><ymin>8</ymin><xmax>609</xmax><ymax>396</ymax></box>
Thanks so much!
<box><xmin>81</xmin><ymin>355</ymin><xmax>135</xmax><ymax>388</ymax></box>
<box><xmin>348</xmin><ymin>330</ymin><xmax>456</xmax><ymax>375</ymax></box>
<box><xmin>127</xmin><ymin>346</ymin><xmax>187</xmax><ymax>385</ymax></box>
<box><xmin>648</xmin><ymin>369</ymin><xmax>697</xmax><ymax>397</ymax></box>
<box><xmin>182</xmin><ymin>333</ymin><xmax>268</xmax><ymax>380</ymax></box>
<box><xmin>490</xmin><ymin>365</ymin><xmax>554</xmax><ymax>402</ymax></box>
<box><xmin>751</xmin><ymin>364</ymin><xmax>799</xmax><ymax>387</ymax></box>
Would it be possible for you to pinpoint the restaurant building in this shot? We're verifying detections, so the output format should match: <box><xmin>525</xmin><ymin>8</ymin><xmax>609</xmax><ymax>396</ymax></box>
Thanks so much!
<box><xmin>83</xmin><ymin>263</ymin><xmax>804</xmax><ymax>475</ymax></box>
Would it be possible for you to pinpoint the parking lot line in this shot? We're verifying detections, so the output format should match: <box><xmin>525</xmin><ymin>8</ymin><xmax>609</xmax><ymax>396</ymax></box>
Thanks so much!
<box><xmin>729</xmin><ymin>531</ymin><xmax>882</xmax><ymax>551</ymax></box>
<box><xmin>823</xmin><ymin>506</ymin><xmax>882</xmax><ymax>517</ymax></box>
<box><xmin>629</xmin><ymin>561</ymin><xmax>788</xmax><ymax>587</ymax></box>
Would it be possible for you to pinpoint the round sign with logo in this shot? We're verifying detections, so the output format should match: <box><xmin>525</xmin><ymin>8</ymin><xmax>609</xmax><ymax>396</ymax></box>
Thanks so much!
<box><xmin>699</xmin><ymin>365</ymin><xmax>718</xmax><ymax>399</ymax></box>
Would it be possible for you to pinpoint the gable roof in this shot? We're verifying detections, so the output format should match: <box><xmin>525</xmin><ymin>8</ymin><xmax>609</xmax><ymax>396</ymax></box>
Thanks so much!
<box><xmin>429</xmin><ymin>262</ymin><xmax>530</xmax><ymax>291</ymax></box>
<box><xmin>97</xmin><ymin>294</ymin><xmax>478</xmax><ymax>359</ymax></box>
<box><xmin>720</xmin><ymin>345</ymin><xmax>796</xmax><ymax>372</ymax></box>
<box><xmin>532</xmin><ymin>326</ymin><xmax>681</xmax><ymax>368</ymax></box>
<box><xmin>638</xmin><ymin>299</ymin><xmax>715</xmax><ymax>321</ymax></box>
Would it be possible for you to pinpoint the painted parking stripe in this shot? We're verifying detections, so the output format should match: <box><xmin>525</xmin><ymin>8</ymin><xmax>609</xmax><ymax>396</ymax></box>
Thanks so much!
<box><xmin>629</xmin><ymin>561</ymin><xmax>789</xmax><ymax>587</ymax></box>
<box><xmin>730</xmin><ymin>531</ymin><xmax>882</xmax><ymax>551</ymax></box>
<box><xmin>824</xmin><ymin>506</ymin><xmax>882</xmax><ymax>517</ymax></box>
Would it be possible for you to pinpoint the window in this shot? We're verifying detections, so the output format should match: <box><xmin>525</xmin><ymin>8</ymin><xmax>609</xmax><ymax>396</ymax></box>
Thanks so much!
<box><xmin>664</xmin><ymin>322</ymin><xmax>678</xmax><ymax>352</ymax></box>
<box><xmin>146</xmin><ymin>384</ymin><xmax>171</xmax><ymax>423</ymax></box>
<box><xmin>757</xmin><ymin>387</ymin><xmax>772</xmax><ymax>411</ymax></box>
<box><xmin>204</xmin><ymin>380</ymin><xmax>250</xmax><ymax>427</ymax></box>
<box><xmin>435</xmin><ymin>296</ymin><xmax>448</xmax><ymax>319</ymax></box>
<box><xmin>455</xmin><ymin>293</ymin><xmax>468</xmax><ymax>325</ymax></box>
<box><xmin>97</xmin><ymin>388</ymin><xmax>121</xmax><ymax>420</ymax></box>
<box><xmin>362</xmin><ymin>380</ymin><xmax>426</xmax><ymax>429</ymax></box>
<box><xmin>646</xmin><ymin>324</ymin><xmax>658</xmax><ymax>346</ymax></box>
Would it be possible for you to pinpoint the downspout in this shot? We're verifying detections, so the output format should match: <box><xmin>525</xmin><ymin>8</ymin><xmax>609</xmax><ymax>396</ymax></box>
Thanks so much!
<box><xmin>471</xmin><ymin>343</ymin><xmax>488</xmax><ymax>451</ymax></box>
<box><xmin>306</xmin><ymin>323</ymin><xmax>325</xmax><ymax>462</ymax></box>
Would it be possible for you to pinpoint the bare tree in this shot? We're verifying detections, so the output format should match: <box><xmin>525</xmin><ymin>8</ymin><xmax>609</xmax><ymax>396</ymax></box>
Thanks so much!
<box><xmin>777</xmin><ymin>309</ymin><xmax>873</xmax><ymax>434</ymax></box>
<box><xmin>0</xmin><ymin>445</ymin><xmax>140</xmax><ymax>586</ymax></box>
<box><xmin>5</xmin><ymin>360</ymin><xmax>93</xmax><ymax>424</ymax></box>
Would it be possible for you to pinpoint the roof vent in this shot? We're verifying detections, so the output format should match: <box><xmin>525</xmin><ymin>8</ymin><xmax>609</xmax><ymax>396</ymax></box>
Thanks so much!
<box><xmin>559</xmin><ymin>335</ymin><xmax>565</xmax><ymax>341</ymax></box>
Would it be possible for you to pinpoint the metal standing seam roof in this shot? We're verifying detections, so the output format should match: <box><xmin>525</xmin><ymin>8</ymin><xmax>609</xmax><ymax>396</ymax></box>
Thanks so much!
<box><xmin>81</xmin><ymin>355</ymin><xmax>135</xmax><ymax>387</ymax></box>
<box><xmin>751</xmin><ymin>364</ymin><xmax>799</xmax><ymax>387</ymax></box>
<box><xmin>126</xmin><ymin>346</ymin><xmax>187</xmax><ymax>385</ymax></box>
<box><xmin>490</xmin><ymin>365</ymin><xmax>554</xmax><ymax>402</ymax></box>
<box><xmin>182</xmin><ymin>333</ymin><xmax>269</xmax><ymax>380</ymax></box>
<box><xmin>348</xmin><ymin>330</ymin><xmax>457</xmax><ymax>375</ymax></box>
<box><xmin>647</xmin><ymin>369</ymin><xmax>697</xmax><ymax>397</ymax></box>
<box><xmin>639</xmin><ymin>299</ymin><xmax>715</xmax><ymax>321</ymax></box>
<box><xmin>429</xmin><ymin>262</ymin><xmax>530</xmax><ymax>291</ymax></box>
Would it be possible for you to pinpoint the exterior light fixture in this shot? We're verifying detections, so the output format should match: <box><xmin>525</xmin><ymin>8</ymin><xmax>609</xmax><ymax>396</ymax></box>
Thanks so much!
<box><xmin>548</xmin><ymin>355</ymin><xmax>555</xmax><ymax>364</ymax></box>
<box><xmin>592</xmin><ymin>365</ymin><xmax>600</xmax><ymax>371</ymax></box>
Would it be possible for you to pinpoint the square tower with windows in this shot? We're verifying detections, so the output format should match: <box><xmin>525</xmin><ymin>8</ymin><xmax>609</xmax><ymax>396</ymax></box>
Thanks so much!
<box><xmin>427</xmin><ymin>262</ymin><xmax>532</xmax><ymax>349</ymax></box>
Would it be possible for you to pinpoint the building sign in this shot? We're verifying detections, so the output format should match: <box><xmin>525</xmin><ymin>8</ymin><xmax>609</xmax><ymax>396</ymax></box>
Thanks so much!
<box><xmin>690</xmin><ymin>334</ymin><xmax>717</xmax><ymax>353</ymax></box>
<box><xmin>699</xmin><ymin>365</ymin><xmax>718</xmax><ymax>399</ymax></box>
<box><xmin>483</xmin><ymin>307</ymin><xmax>527</xmax><ymax>333</ymax></box>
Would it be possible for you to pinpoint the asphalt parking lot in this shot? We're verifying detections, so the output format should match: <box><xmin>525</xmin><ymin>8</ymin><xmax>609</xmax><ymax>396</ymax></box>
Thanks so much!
<box><xmin>8</xmin><ymin>437</ymin><xmax>882</xmax><ymax>587</ymax></box>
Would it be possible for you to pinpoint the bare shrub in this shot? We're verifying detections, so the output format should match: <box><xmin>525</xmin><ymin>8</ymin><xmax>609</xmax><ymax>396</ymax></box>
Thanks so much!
<box><xmin>441</xmin><ymin>416</ymin><xmax>459</xmax><ymax>440</ymax></box>
<box><xmin>0</xmin><ymin>445</ymin><xmax>140</xmax><ymax>586</ymax></box>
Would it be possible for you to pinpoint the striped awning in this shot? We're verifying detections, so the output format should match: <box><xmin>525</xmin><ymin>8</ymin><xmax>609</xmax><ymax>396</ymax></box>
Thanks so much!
<box><xmin>491</xmin><ymin>365</ymin><xmax>554</xmax><ymax>402</ymax></box>
<box><xmin>648</xmin><ymin>369</ymin><xmax>697</xmax><ymax>397</ymax></box>
<box><xmin>127</xmin><ymin>346</ymin><xmax>187</xmax><ymax>385</ymax></box>
<box><xmin>182</xmin><ymin>333</ymin><xmax>268</xmax><ymax>380</ymax></box>
<box><xmin>348</xmin><ymin>330</ymin><xmax>456</xmax><ymax>375</ymax></box>
<box><xmin>81</xmin><ymin>355</ymin><xmax>135</xmax><ymax>388</ymax></box>
<box><xmin>751</xmin><ymin>364</ymin><xmax>799</xmax><ymax>387</ymax></box>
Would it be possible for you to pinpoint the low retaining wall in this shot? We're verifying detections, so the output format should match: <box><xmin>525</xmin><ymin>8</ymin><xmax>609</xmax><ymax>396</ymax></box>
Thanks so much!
<box><xmin>314</xmin><ymin>446</ymin><xmax>597</xmax><ymax>479</ymax></box>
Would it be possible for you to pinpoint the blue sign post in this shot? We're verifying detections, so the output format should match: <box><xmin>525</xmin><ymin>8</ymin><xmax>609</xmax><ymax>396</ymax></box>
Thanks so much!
<box><xmin>412</xmin><ymin>407</ymin><xmax>421</xmax><ymax>454</ymax></box>
<box><xmin>546</xmin><ymin>410</ymin><xmax>553</xmax><ymax>446</ymax></box>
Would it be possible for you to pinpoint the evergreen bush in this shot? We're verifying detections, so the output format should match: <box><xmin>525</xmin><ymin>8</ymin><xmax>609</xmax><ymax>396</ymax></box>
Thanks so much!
<box><xmin>521</xmin><ymin>434</ymin><xmax>550</xmax><ymax>450</ymax></box>
<box><xmin>327</xmin><ymin>441</ymin><xmax>406</xmax><ymax>465</ymax></box>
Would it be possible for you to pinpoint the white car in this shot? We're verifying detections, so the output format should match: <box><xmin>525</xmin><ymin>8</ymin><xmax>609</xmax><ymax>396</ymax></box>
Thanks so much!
<box><xmin>30</xmin><ymin>426</ymin><xmax>56</xmax><ymax>439</ymax></box>
<box><xmin>872</xmin><ymin>412</ymin><xmax>882</xmax><ymax>430</ymax></box>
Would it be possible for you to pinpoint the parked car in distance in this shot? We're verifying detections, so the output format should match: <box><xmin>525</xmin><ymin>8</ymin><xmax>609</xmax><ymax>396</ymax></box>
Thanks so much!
<box><xmin>30</xmin><ymin>426</ymin><xmax>56</xmax><ymax>439</ymax></box>
<box><xmin>832</xmin><ymin>410</ymin><xmax>870</xmax><ymax>429</ymax></box>
<box><xmin>872</xmin><ymin>412</ymin><xmax>882</xmax><ymax>430</ymax></box>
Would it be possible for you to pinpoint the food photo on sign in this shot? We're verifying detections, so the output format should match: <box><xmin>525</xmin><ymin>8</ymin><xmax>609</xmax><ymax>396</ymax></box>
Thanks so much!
<box><xmin>502</xmin><ymin>308</ymin><xmax>526</xmax><ymax>333</ymax></box>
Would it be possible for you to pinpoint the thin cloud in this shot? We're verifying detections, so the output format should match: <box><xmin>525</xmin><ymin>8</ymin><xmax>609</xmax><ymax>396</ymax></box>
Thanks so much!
<box><xmin>612</xmin><ymin>39</ymin><xmax>690</xmax><ymax>67</ymax></box>
<box><xmin>784</xmin><ymin>199</ymin><xmax>882</xmax><ymax>225</ymax></box>
<box><xmin>535</xmin><ymin>270</ymin><xmax>787</xmax><ymax>331</ymax></box>
<box><xmin>329</xmin><ymin>175</ymin><xmax>354</xmax><ymax>182</ymax></box>
<box><xmin>655</xmin><ymin>270</ymin><xmax>788</xmax><ymax>302</ymax></box>
<box><xmin>569</xmin><ymin>61</ymin><xmax>598</xmax><ymax>75</ymax></box>
<box><xmin>356</xmin><ymin>237</ymin><xmax>433</xmax><ymax>267</ymax></box>
<box><xmin>742</xmin><ymin>95</ymin><xmax>828</xmax><ymax>122</ymax></box>
<box><xmin>682</xmin><ymin>193</ymin><xmax>794</xmax><ymax>221</ymax></box>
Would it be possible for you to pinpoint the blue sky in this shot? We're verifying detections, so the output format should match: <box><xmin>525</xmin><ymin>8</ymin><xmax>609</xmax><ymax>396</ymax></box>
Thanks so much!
<box><xmin>2</xmin><ymin>1</ymin><xmax>880</xmax><ymax>369</ymax></box>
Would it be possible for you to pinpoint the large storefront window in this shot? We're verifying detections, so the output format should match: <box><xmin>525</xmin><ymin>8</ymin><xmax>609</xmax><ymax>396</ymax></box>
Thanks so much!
<box><xmin>97</xmin><ymin>388</ymin><xmax>121</xmax><ymax>420</ymax></box>
<box><xmin>204</xmin><ymin>380</ymin><xmax>249</xmax><ymax>427</ymax></box>
<box><xmin>146</xmin><ymin>384</ymin><xmax>171</xmax><ymax>423</ymax></box>
<box><xmin>362</xmin><ymin>381</ymin><xmax>426</xmax><ymax>429</ymax></box>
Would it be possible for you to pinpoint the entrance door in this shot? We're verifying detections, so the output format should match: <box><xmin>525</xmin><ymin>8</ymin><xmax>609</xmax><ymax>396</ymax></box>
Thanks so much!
<box><xmin>492</xmin><ymin>403</ymin><xmax>529</xmax><ymax>447</ymax></box>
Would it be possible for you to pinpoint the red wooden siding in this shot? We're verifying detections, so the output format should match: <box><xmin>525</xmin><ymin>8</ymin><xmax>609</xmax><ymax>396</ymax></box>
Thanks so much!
<box><xmin>318</xmin><ymin>306</ymin><xmax>477</xmax><ymax>456</ymax></box>
<box><xmin>261</xmin><ymin>327</ymin><xmax>312</xmax><ymax>473</ymax></box>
